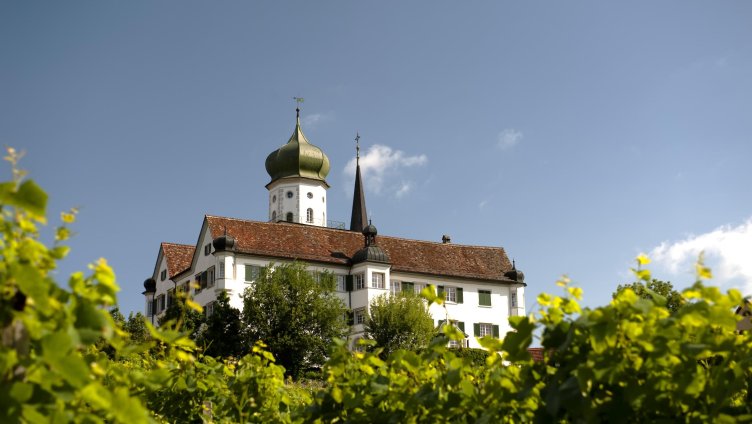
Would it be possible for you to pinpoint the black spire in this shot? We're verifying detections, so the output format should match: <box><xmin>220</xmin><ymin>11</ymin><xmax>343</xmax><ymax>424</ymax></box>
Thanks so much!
<box><xmin>350</xmin><ymin>133</ymin><xmax>368</xmax><ymax>232</ymax></box>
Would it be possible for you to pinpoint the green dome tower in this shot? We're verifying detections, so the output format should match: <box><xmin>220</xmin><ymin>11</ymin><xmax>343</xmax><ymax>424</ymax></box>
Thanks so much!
<box><xmin>265</xmin><ymin>108</ymin><xmax>330</xmax><ymax>227</ymax></box>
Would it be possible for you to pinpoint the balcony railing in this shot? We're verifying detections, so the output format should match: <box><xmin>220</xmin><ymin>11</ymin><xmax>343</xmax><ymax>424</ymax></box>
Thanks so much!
<box><xmin>269</xmin><ymin>214</ymin><xmax>345</xmax><ymax>230</ymax></box>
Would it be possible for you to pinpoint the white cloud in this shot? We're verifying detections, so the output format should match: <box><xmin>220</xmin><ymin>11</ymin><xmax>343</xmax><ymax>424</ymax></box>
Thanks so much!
<box><xmin>497</xmin><ymin>129</ymin><xmax>523</xmax><ymax>150</ymax></box>
<box><xmin>301</xmin><ymin>112</ymin><xmax>332</xmax><ymax>129</ymax></box>
<box><xmin>343</xmin><ymin>144</ymin><xmax>427</xmax><ymax>196</ymax></box>
<box><xmin>649</xmin><ymin>217</ymin><xmax>752</xmax><ymax>293</ymax></box>
<box><xmin>478</xmin><ymin>199</ymin><xmax>489</xmax><ymax>210</ymax></box>
<box><xmin>395</xmin><ymin>182</ymin><xmax>412</xmax><ymax>198</ymax></box>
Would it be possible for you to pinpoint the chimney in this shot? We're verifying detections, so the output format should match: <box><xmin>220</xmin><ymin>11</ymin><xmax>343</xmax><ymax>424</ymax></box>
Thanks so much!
<box><xmin>442</xmin><ymin>235</ymin><xmax>451</xmax><ymax>244</ymax></box>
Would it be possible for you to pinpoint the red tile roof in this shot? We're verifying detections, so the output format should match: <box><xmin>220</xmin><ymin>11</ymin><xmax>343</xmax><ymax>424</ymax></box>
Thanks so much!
<box><xmin>528</xmin><ymin>348</ymin><xmax>546</xmax><ymax>362</ymax></box>
<box><xmin>161</xmin><ymin>242</ymin><xmax>195</xmax><ymax>278</ymax></box>
<box><xmin>198</xmin><ymin>215</ymin><xmax>516</xmax><ymax>283</ymax></box>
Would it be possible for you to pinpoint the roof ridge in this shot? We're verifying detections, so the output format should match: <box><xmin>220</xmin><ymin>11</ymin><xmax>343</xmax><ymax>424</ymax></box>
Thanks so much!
<box><xmin>378</xmin><ymin>233</ymin><xmax>506</xmax><ymax>250</ymax></box>
<box><xmin>161</xmin><ymin>242</ymin><xmax>195</xmax><ymax>248</ymax></box>
<box><xmin>205</xmin><ymin>215</ymin><xmax>356</xmax><ymax>234</ymax></box>
<box><xmin>204</xmin><ymin>215</ymin><xmax>505</xmax><ymax>249</ymax></box>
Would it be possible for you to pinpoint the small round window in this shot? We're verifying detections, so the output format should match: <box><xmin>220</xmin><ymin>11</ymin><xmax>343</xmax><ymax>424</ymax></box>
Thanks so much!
<box><xmin>307</xmin><ymin>192</ymin><xmax>313</xmax><ymax>199</ymax></box>
<box><xmin>286</xmin><ymin>191</ymin><xmax>293</xmax><ymax>199</ymax></box>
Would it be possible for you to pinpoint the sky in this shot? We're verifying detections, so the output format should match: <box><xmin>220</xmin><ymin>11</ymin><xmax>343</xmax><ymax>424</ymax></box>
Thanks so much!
<box><xmin>2</xmin><ymin>1</ymin><xmax>751</xmax><ymax>320</ymax></box>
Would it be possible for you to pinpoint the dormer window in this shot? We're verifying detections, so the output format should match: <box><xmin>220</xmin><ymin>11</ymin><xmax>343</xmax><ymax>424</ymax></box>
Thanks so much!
<box><xmin>204</xmin><ymin>243</ymin><xmax>211</xmax><ymax>255</ymax></box>
<box><xmin>160</xmin><ymin>269</ymin><xmax>167</xmax><ymax>281</ymax></box>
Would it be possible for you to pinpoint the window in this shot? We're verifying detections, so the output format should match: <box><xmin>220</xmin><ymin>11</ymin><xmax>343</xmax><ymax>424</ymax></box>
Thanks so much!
<box><xmin>207</xmin><ymin>266</ymin><xmax>215</xmax><ymax>288</ymax></box>
<box><xmin>286</xmin><ymin>191</ymin><xmax>293</xmax><ymax>199</ymax></box>
<box><xmin>272</xmin><ymin>211</ymin><xmax>277</xmax><ymax>221</ymax></box>
<box><xmin>166</xmin><ymin>289</ymin><xmax>175</xmax><ymax>308</ymax></box>
<box><xmin>286</xmin><ymin>212</ymin><xmax>293</xmax><ymax>222</ymax></box>
<box><xmin>204</xmin><ymin>243</ymin><xmax>211</xmax><ymax>256</ymax></box>
<box><xmin>157</xmin><ymin>294</ymin><xmax>166</xmax><ymax>313</ymax></box>
<box><xmin>474</xmin><ymin>323</ymin><xmax>500</xmax><ymax>338</ymax></box>
<box><xmin>194</xmin><ymin>273</ymin><xmax>203</xmax><ymax>293</ymax></box>
<box><xmin>218</xmin><ymin>262</ymin><xmax>225</xmax><ymax>279</ymax></box>
<box><xmin>511</xmin><ymin>291</ymin><xmax>518</xmax><ymax>308</ymax></box>
<box><xmin>371</xmin><ymin>272</ymin><xmax>385</xmax><ymax>289</ymax></box>
<box><xmin>478</xmin><ymin>323</ymin><xmax>493</xmax><ymax>337</ymax></box>
<box><xmin>245</xmin><ymin>265</ymin><xmax>261</xmax><ymax>282</ymax></box>
<box><xmin>354</xmin><ymin>308</ymin><xmax>366</xmax><ymax>325</ymax></box>
<box><xmin>205</xmin><ymin>301</ymin><xmax>215</xmax><ymax>318</ymax></box>
<box><xmin>307</xmin><ymin>192</ymin><xmax>313</xmax><ymax>199</ymax></box>
<box><xmin>336</xmin><ymin>275</ymin><xmax>346</xmax><ymax>292</ymax></box>
<box><xmin>354</xmin><ymin>274</ymin><xmax>365</xmax><ymax>290</ymax></box>
<box><xmin>478</xmin><ymin>290</ymin><xmax>492</xmax><ymax>306</ymax></box>
<box><xmin>306</xmin><ymin>208</ymin><xmax>314</xmax><ymax>223</ymax></box>
<box><xmin>390</xmin><ymin>280</ymin><xmax>401</xmax><ymax>295</ymax></box>
<box><xmin>438</xmin><ymin>286</ymin><xmax>463</xmax><ymax>304</ymax></box>
<box><xmin>160</xmin><ymin>269</ymin><xmax>167</xmax><ymax>281</ymax></box>
<box><xmin>272</xmin><ymin>195</ymin><xmax>276</xmax><ymax>203</ymax></box>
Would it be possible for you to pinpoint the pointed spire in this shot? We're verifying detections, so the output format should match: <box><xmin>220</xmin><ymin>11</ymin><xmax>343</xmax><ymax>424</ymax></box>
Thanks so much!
<box><xmin>350</xmin><ymin>133</ymin><xmax>368</xmax><ymax>232</ymax></box>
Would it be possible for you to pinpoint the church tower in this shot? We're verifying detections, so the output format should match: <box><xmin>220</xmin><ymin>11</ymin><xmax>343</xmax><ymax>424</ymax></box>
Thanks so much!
<box><xmin>350</xmin><ymin>133</ymin><xmax>368</xmax><ymax>232</ymax></box>
<box><xmin>265</xmin><ymin>107</ymin><xmax>330</xmax><ymax>227</ymax></box>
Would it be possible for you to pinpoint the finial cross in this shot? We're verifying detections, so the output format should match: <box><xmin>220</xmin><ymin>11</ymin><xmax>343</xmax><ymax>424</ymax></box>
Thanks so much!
<box><xmin>355</xmin><ymin>132</ymin><xmax>361</xmax><ymax>160</ymax></box>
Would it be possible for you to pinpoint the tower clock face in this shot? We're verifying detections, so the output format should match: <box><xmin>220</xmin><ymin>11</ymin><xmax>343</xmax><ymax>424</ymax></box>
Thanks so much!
<box><xmin>286</xmin><ymin>191</ymin><xmax>293</xmax><ymax>199</ymax></box>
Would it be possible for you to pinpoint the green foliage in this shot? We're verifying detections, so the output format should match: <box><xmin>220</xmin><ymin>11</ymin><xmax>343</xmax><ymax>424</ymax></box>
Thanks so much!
<box><xmin>365</xmin><ymin>291</ymin><xmax>435</xmax><ymax>356</ymax></box>
<box><xmin>198</xmin><ymin>290</ymin><xmax>245</xmax><ymax>358</ymax></box>
<box><xmin>242</xmin><ymin>262</ymin><xmax>349</xmax><ymax>378</ymax></box>
<box><xmin>615</xmin><ymin>278</ymin><xmax>684</xmax><ymax>313</ymax></box>
<box><xmin>6</xmin><ymin>151</ymin><xmax>752</xmax><ymax>422</ymax></box>
<box><xmin>448</xmin><ymin>347</ymin><xmax>492</xmax><ymax>367</ymax></box>
<box><xmin>0</xmin><ymin>148</ymin><xmax>152</xmax><ymax>423</ymax></box>
<box><xmin>158</xmin><ymin>293</ymin><xmax>205</xmax><ymax>340</ymax></box>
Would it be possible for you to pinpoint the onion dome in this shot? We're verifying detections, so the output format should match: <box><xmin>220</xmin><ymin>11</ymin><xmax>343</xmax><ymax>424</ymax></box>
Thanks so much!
<box><xmin>352</xmin><ymin>221</ymin><xmax>390</xmax><ymax>264</ymax></box>
<box><xmin>504</xmin><ymin>260</ymin><xmax>525</xmax><ymax>283</ymax></box>
<box><xmin>143</xmin><ymin>278</ymin><xmax>156</xmax><ymax>295</ymax></box>
<box><xmin>352</xmin><ymin>245</ymin><xmax>390</xmax><ymax>264</ymax></box>
<box><xmin>212</xmin><ymin>234</ymin><xmax>236</xmax><ymax>252</ymax></box>
<box><xmin>265</xmin><ymin>108</ymin><xmax>330</xmax><ymax>186</ymax></box>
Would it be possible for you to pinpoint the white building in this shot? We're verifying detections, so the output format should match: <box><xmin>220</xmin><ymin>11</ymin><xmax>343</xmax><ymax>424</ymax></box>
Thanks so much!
<box><xmin>144</xmin><ymin>108</ymin><xmax>526</xmax><ymax>349</ymax></box>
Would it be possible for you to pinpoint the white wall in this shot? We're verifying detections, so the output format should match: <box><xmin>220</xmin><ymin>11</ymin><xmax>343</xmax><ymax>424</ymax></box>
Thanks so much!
<box><xmin>268</xmin><ymin>178</ymin><xmax>327</xmax><ymax>227</ymax></box>
<box><xmin>149</xmin><ymin>248</ymin><xmax>525</xmax><ymax>351</ymax></box>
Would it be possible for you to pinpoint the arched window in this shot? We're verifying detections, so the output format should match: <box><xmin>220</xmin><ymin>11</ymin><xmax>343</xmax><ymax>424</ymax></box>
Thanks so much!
<box><xmin>271</xmin><ymin>211</ymin><xmax>277</xmax><ymax>221</ymax></box>
<box><xmin>286</xmin><ymin>212</ymin><xmax>293</xmax><ymax>222</ymax></box>
<box><xmin>306</xmin><ymin>208</ymin><xmax>314</xmax><ymax>223</ymax></box>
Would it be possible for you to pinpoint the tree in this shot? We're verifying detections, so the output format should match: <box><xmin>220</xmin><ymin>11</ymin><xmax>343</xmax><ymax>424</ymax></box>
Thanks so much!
<box><xmin>241</xmin><ymin>262</ymin><xmax>348</xmax><ymax>378</ymax></box>
<box><xmin>158</xmin><ymin>293</ymin><xmax>205</xmax><ymax>340</ymax></box>
<box><xmin>197</xmin><ymin>290</ymin><xmax>245</xmax><ymax>357</ymax></box>
<box><xmin>124</xmin><ymin>312</ymin><xmax>149</xmax><ymax>344</ymax></box>
<box><xmin>613</xmin><ymin>279</ymin><xmax>683</xmax><ymax>313</ymax></box>
<box><xmin>364</xmin><ymin>292</ymin><xmax>434</xmax><ymax>356</ymax></box>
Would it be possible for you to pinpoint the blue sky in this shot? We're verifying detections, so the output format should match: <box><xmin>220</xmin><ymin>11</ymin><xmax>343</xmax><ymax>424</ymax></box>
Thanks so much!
<box><xmin>2</xmin><ymin>1</ymin><xmax>751</xmax><ymax>320</ymax></box>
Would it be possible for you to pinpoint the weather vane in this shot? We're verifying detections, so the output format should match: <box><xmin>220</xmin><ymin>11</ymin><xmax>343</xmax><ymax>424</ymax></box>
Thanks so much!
<box><xmin>355</xmin><ymin>132</ymin><xmax>361</xmax><ymax>160</ymax></box>
<box><xmin>293</xmin><ymin>97</ymin><xmax>304</xmax><ymax>109</ymax></box>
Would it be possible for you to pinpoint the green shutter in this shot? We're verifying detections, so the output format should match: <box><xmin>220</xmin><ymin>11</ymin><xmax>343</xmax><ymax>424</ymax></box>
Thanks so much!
<box><xmin>456</xmin><ymin>287</ymin><xmax>463</xmax><ymax>304</ymax></box>
<box><xmin>437</xmin><ymin>285</ymin><xmax>445</xmax><ymax>299</ymax></box>
<box><xmin>492</xmin><ymin>325</ymin><xmax>500</xmax><ymax>338</ymax></box>
<box><xmin>473</xmin><ymin>323</ymin><xmax>480</xmax><ymax>337</ymax></box>
<box><xmin>345</xmin><ymin>275</ymin><xmax>353</xmax><ymax>292</ymax></box>
<box><xmin>479</xmin><ymin>290</ymin><xmax>492</xmax><ymax>306</ymax></box>
<box><xmin>458</xmin><ymin>322</ymin><xmax>465</xmax><ymax>332</ymax></box>
<box><xmin>402</xmin><ymin>281</ymin><xmax>414</xmax><ymax>293</ymax></box>
<box><xmin>347</xmin><ymin>311</ymin><xmax>354</xmax><ymax>326</ymax></box>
